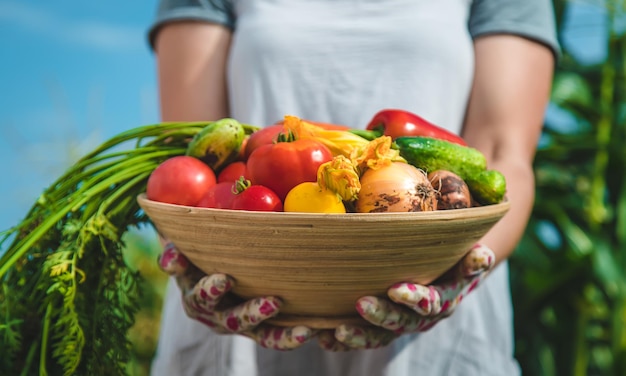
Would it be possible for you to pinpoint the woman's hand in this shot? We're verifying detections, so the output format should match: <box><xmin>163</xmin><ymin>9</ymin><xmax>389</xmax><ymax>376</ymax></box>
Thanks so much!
<box><xmin>159</xmin><ymin>242</ymin><xmax>315</xmax><ymax>350</ymax></box>
<box><xmin>318</xmin><ymin>244</ymin><xmax>496</xmax><ymax>351</ymax></box>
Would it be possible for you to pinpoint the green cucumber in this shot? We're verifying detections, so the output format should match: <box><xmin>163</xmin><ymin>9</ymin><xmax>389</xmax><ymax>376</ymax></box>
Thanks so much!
<box><xmin>465</xmin><ymin>169</ymin><xmax>507</xmax><ymax>205</ymax></box>
<box><xmin>395</xmin><ymin>136</ymin><xmax>506</xmax><ymax>205</ymax></box>
<box><xmin>395</xmin><ymin>137</ymin><xmax>486</xmax><ymax>178</ymax></box>
<box><xmin>186</xmin><ymin>118</ymin><xmax>245</xmax><ymax>172</ymax></box>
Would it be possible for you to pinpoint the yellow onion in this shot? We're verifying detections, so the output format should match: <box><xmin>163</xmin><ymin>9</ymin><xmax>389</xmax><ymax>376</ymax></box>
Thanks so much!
<box><xmin>356</xmin><ymin>162</ymin><xmax>437</xmax><ymax>213</ymax></box>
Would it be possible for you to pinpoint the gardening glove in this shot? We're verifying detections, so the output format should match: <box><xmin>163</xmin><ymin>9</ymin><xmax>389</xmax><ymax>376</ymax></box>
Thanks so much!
<box><xmin>318</xmin><ymin>243</ymin><xmax>496</xmax><ymax>351</ymax></box>
<box><xmin>158</xmin><ymin>242</ymin><xmax>314</xmax><ymax>350</ymax></box>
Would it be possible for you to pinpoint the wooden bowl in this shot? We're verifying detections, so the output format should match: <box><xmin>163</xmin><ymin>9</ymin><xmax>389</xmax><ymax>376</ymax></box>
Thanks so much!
<box><xmin>137</xmin><ymin>194</ymin><xmax>509</xmax><ymax>328</ymax></box>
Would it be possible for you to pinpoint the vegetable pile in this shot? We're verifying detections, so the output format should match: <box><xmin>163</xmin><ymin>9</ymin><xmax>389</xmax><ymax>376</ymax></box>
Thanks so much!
<box><xmin>148</xmin><ymin>113</ymin><xmax>507</xmax><ymax>215</ymax></box>
<box><xmin>0</xmin><ymin>109</ymin><xmax>506</xmax><ymax>375</ymax></box>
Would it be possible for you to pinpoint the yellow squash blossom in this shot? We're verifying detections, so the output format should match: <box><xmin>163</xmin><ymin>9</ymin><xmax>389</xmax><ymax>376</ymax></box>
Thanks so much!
<box><xmin>317</xmin><ymin>155</ymin><xmax>361</xmax><ymax>202</ymax></box>
<box><xmin>282</xmin><ymin>115</ymin><xmax>369</xmax><ymax>157</ymax></box>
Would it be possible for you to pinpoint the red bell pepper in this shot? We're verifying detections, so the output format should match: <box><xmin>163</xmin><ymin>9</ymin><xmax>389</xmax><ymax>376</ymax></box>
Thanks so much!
<box><xmin>366</xmin><ymin>109</ymin><xmax>467</xmax><ymax>145</ymax></box>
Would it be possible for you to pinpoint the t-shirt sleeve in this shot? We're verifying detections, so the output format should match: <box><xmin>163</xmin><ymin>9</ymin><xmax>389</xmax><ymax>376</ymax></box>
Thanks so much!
<box><xmin>147</xmin><ymin>0</ymin><xmax>235</xmax><ymax>50</ymax></box>
<box><xmin>468</xmin><ymin>0</ymin><xmax>560</xmax><ymax>59</ymax></box>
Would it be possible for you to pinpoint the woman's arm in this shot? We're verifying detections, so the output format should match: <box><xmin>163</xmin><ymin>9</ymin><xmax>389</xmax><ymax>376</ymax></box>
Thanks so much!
<box><xmin>153</xmin><ymin>21</ymin><xmax>231</xmax><ymax>247</ymax></box>
<box><xmin>154</xmin><ymin>21</ymin><xmax>232</xmax><ymax>122</ymax></box>
<box><xmin>462</xmin><ymin>34</ymin><xmax>555</xmax><ymax>263</ymax></box>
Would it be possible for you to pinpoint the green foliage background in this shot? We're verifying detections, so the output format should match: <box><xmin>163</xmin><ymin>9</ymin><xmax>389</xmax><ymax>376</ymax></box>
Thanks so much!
<box><xmin>123</xmin><ymin>230</ymin><xmax>167</xmax><ymax>376</ymax></box>
<box><xmin>510</xmin><ymin>1</ymin><xmax>626</xmax><ymax>375</ymax></box>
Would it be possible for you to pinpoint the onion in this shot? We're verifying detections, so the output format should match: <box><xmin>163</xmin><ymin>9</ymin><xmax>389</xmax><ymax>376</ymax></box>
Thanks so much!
<box><xmin>356</xmin><ymin>162</ymin><xmax>437</xmax><ymax>213</ymax></box>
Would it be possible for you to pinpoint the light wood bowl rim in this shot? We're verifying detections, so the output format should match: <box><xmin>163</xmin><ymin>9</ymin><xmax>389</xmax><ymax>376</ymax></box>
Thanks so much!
<box><xmin>137</xmin><ymin>193</ymin><xmax>510</xmax><ymax>222</ymax></box>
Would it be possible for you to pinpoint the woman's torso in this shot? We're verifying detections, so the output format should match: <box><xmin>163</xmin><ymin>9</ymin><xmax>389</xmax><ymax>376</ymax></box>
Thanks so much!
<box><xmin>227</xmin><ymin>0</ymin><xmax>474</xmax><ymax>132</ymax></box>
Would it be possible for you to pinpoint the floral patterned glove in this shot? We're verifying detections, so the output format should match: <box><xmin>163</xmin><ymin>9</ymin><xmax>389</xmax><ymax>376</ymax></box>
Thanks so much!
<box><xmin>318</xmin><ymin>243</ymin><xmax>496</xmax><ymax>351</ymax></box>
<box><xmin>159</xmin><ymin>242</ymin><xmax>314</xmax><ymax>350</ymax></box>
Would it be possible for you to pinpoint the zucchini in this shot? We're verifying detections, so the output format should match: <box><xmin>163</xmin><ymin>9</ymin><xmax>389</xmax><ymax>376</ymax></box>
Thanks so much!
<box><xmin>186</xmin><ymin>118</ymin><xmax>245</xmax><ymax>172</ymax></box>
<box><xmin>395</xmin><ymin>136</ymin><xmax>506</xmax><ymax>205</ymax></box>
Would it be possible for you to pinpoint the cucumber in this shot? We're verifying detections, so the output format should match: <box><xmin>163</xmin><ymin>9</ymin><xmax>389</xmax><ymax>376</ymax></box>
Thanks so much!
<box><xmin>186</xmin><ymin>118</ymin><xmax>245</xmax><ymax>172</ymax></box>
<box><xmin>465</xmin><ymin>169</ymin><xmax>507</xmax><ymax>205</ymax></box>
<box><xmin>395</xmin><ymin>136</ymin><xmax>506</xmax><ymax>205</ymax></box>
<box><xmin>395</xmin><ymin>136</ymin><xmax>486</xmax><ymax>179</ymax></box>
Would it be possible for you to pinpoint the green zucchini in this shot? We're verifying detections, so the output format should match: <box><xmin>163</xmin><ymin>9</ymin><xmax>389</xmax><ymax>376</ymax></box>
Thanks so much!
<box><xmin>394</xmin><ymin>136</ymin><xmax>506</xmax><ymax>205</ymax></box>
<box><xmin>186</xmin><ymin>118</ymin><xmax>245</xmax><ymax>172</ymax></box>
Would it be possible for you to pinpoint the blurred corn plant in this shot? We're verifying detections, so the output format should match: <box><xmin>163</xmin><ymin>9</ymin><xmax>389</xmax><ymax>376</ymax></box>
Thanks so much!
<box><xmin>510</xmin><ymin>1</ymin><xmax>626</xmax><ymax>375</ymax></box>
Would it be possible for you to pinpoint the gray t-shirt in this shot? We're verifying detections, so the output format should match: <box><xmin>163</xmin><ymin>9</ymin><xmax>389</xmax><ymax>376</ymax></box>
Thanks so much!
<box><xmin>148</xmin><ymin>1</ymin><xmax>559</xmax><ymax>375</ymax></box>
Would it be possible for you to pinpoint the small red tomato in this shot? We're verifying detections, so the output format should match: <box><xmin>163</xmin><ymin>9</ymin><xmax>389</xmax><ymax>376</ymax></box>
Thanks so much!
<box><xmin>197</xmin><ymin>182</ymin><xmax>237</xmax><ymax>209</ymax></box>
<box><xmin>146</xmin><ymin>156</ymin><xmax>216</xmax><ymax>206</ymax></box>
<box><xmin>231</xmin><ymin>185</ymin><xmax>283</xmax><ymax>212</ymax></box>
<box><xmin>238</xmin><ymin>136</ymin><xmax>249</xmax><ymax>160</ymax></box>
<box><xmin>217</xmin><ymin>161</ymin><xmax>250</xmax><ymax>184</ymax></box>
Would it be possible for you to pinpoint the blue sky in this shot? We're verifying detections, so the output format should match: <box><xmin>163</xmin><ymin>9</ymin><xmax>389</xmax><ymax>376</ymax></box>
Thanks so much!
<box><xmin>0</xmin><ymin>0</ymin><xmax>159</xmax><ymax>231</ymax></box>
<box><xmin>0</xmin><ymin>0</ymin><xmax>611</xmax><ymax>232</ymax></box>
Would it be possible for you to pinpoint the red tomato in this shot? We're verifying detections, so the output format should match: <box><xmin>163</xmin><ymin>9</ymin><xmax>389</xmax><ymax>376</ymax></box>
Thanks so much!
<box><xmin>217</xmin><ymin>161</ymin><xmax>250</xmax><ymax>184</ymax></box>
<box><xmin>238</xmin><ymin>136</ymin><xmax>249</xmax><ymax>160</ymax></box>
<box><xmin>197</xmin><ymin>182</ymin><xmax>237</xmax><ymax>209</ymax></box>
<box><xmin>243</xmin><ymin>124</ymin><xmax>282</xmax><ymax>160</ymax></box>
<box><xmin>231</xmin><ymin>185</ymin><xmax>283</xmax><ymax>212</ymax></box>
<box><xmin>146</xmin><ymin>156</ymin><xmax>216</xmax><ymax>206</ymax></box>
<box><xmin>247</xmin><ymin>139</ymin><xmax>333</xmax><ymax>201</ymax></box>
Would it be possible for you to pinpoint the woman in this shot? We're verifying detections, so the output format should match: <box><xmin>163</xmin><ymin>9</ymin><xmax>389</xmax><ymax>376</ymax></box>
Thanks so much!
<box><xmin>148</xmin><ymin>1</ymin><xmax>559</xmax><ymax>375</ymax></box>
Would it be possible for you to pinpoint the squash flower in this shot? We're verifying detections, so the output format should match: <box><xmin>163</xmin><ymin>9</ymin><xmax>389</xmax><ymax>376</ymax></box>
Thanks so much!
<box><xmin>351</xmin><ymin>135</ymin><xmax>406</xmax><ymax>174</ymax></box>
<box><xmin>317</xmin><ymin>155</ymin><xmax>361</xmax><ymax>202</ymax></box>
<box><xmin>282</xmin><ymin>115</ymin><xmax>369</xmax><ymax>157</ymax></box>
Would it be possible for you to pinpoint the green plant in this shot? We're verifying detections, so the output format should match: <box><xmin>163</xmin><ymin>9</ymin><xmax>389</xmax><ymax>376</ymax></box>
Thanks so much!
<box><xmin>511</xmin><ymin>1</ymin><xmax>626</xmax><ymax>375</ymax></box>
<box><xmin>0</xmin><ymin>123</ymin><xmax>206</xmax><ymax>375</ymax></box>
